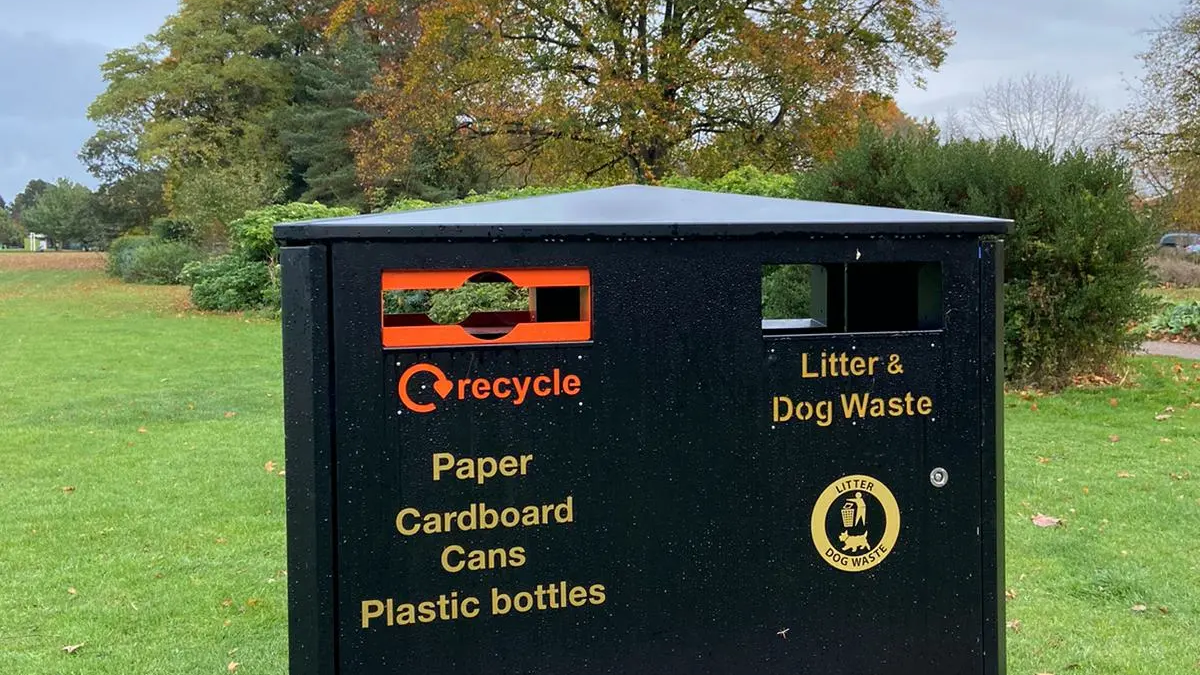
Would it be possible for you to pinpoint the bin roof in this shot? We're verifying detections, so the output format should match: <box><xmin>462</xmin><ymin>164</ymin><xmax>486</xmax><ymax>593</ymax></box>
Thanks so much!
<box><xmin>275</xmin><ymin>184</ymin><xmax>1011</xmax><ymax>242</ymax></box>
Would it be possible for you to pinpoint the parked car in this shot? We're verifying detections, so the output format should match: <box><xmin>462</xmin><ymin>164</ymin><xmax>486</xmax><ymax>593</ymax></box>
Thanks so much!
<box><xmin>1158</xmin><ymin>232</ymin><xmax>1200</xmax><ymax>249</ymax></box>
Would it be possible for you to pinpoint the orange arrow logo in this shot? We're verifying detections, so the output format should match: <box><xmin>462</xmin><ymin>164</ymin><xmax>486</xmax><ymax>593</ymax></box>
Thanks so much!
<box><xmin>398</xmin><ymin>363</ymin><xmax>451</xmax><ymax>413</ymax></box>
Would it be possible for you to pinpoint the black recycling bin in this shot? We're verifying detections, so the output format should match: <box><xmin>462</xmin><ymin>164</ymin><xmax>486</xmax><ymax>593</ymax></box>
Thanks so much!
<box><xmin>276</xmin><ymin>185</ymin><xmax>1011</xmax><ymax>675</ymax></box>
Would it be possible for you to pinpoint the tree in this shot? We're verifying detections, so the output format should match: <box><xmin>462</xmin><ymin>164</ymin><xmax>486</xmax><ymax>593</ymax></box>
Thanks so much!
<box><xmin>810</xmin><ymin>130</ymin><xmax>1154</xmax><ymax>386</ymax></box>
<box><xmin>278</xmin><ymin>34</ymin><xmax>380</xmax><ymax>207</ymax></box>
<box><xmin>0</xmin><ymin>194</ymin><xmax>8</xmax><ymax>213</ymax></box>
<box><xmin>317</xmin><ymin>0</ymin><xmax>498</xmax><ymax>201</ymax></box>
<box><xmin>20</xmin><ymin>180</ymin><xmax>100</xmax><ymax>249</ymax></box>
<box><xmin>355</xmin><ymin>0</ymin><xmax>954</xmax><ymax>185</ymax></box>
<box><xmin>79</xmin><ymin>124</ymin><xmax>169</xmax><ymax>234</ymax></box>
<box><xmin>1117</xmin><ymin>3</ymin><xmax>1200</xmax><ymax>230</ymax></box>
<box><xmin>937</xmin><ymin>107</ymin><xmax>969</xmax><ymax>143</ymax></box>
<box><xmin>963</xmin><ymin>73</ymin><xmax>1108</xmax><ymax>152</ymax></box>
<box><xmin>93</xmin><ymin>170</ymin><xmax>169</xmax><ymax>235</ymax></box>
<box><xmin>168</xmin><ymin>163</ymin><xmax>286</xmax><ymax>236</ymax></box>
<box><xmin>0</xmin><ymin>209</ymin><xmax>22</xmax><ymax>248</ymax></box>
<box><xmin>863</xmin><ymin>95</ymin><xmax>929</xmax><ymax>139</ymax></box>
<box><xmin>85</xmin><ymin>0</ymin><xmax>313</xmax><ymax>231</ymax></box>
<box><xmin>11</xmin><ymin>179</ymin><xmax>52</xmax><ymax>224</ymax></box>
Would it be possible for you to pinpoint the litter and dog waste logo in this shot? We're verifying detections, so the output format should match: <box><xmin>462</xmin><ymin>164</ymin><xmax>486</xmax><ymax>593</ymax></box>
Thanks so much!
<box><xmin>810</xmin><ymin>474</ymin><xmax>900</xmax><ymax>572</ymax></box>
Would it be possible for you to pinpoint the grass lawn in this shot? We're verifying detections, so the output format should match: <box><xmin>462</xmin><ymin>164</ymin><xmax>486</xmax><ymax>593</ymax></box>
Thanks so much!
<box><xmin>1148</xmin><ymin>286</ymin><xmax>1200</xmax><ymax>303</ymax></box>
<box><xmin>1</xmin><ymin>260</ymin><xmax>1197</xmax><ymax>674</ymax></box>
<box><xmin>0</xmin><ymin>260</ymin><xmax>287</xmax><ymax>673</ymax></box>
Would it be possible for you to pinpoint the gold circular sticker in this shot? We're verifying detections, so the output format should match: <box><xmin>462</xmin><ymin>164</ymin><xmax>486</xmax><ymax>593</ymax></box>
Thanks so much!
<box><xmin>810</xmin><ymin>474</ymin><xmax>901</xmax><ymax>572</ymax></box>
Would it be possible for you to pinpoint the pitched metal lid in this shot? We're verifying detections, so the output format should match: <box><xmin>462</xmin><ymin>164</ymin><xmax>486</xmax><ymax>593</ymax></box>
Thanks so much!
<box><xmin>274</xmin><ymin>184</ymin><xmax>1012</xmax><ymax>242</ymax></box>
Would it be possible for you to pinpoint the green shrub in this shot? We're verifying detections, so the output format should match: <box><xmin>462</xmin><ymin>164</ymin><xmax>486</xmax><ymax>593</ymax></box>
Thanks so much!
<box><xmin>230</xmin><ymin>202</ymin><xmax>358</xmax><ymax>263</ymax></box>
<box><xmin>762</xmin><ymin>264</ymin><xmax>812</xmax><ymax>319</ymax></box>
<box><xmin>383</xmin><ymin>283</ymin><xmax>531</xmax><ymax>324</ymax></box>
<box><xmin>182</xmin><ymin>255</ymin><xmax>273</xmax><ymax>311</ymax></box>
<box><xmin>386</xmin><ymin>186</ymin><xmax>584</xmax><ymax>213</ymax></box>
<box><xmin>126</xmin><ymin>240</ymin><xmax>205</xmax><ymax>284</ymax></box>
<box><xmin>806</xmin><ymin>130</ymin><xmax>1157</xmax><ymax>387</ymax></box>
<box><xmin>105</xmin><ymin>235</ymin><xmax>156</xmax><ymax>279</ymax></box>
<box><xmin>150</xmin><ymin>217</ymin><xmax>198</xmax><ymax>243</ymax></box>
<box><xmin>1146</xmin><ymin>301</ymin><xmax>1200</xmax><ymax>339</ymax></box>
<box><xmin>389</xmin><ymin>198</ymin><xmax>436</xmax><ymax>212</ymax></box>
<box><xmin>665</xmin><ymin>166</ymin><xmax>803</xmax><ymax>198</ymax></box>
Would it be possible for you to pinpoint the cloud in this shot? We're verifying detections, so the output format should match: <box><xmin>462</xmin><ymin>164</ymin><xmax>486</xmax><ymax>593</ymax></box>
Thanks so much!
<box><xmin>0</xmin><ymin>116</ymin><xmax>97</xmax><ymax>200</ymax></box>
<box><xmin>894</xmin><ymin>0</ymin><xmax>1179</xmax><ymax>120</ymax></box>
<box><xmin>3</xmin><ymin>0</ymin><xmax>177</xmax><ymax>49</ymax></box>
<box><xmin>0</xmin><ymin>0</ymin><xmax>176</xmax><ymax>199</ymax></box>
<box><xmin>0</xmin><ymin>32</ymin><xmax>108</xmax><ymax>120</ymax></box>
<box><xmin>0</xmin><ymin>32</ymin><xmax>110</xmax><ymax>198</ymax></box>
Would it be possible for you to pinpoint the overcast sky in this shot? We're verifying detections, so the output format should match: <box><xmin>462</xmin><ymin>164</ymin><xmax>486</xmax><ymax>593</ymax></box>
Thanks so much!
<box><xmin>0</xmin><ymin>0</ymin><xmax>1185</xmax><ymax>202</ymax></box>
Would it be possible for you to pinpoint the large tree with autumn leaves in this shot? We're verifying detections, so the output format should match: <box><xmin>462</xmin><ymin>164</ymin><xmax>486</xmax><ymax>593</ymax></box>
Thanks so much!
<box><xmin>1117</xmin><ymin>0</ymin><xmax>1200</xmax><ymax>230</ymax></box>
<box><xmin>353</xmin><ymin>0</ymin><xmax>953</xmax><ymax>185</ymax></box>
<box><xmin>84</xmin><ymin>0</ymin><xmax>948</xmax><ymax>221</ymax></box>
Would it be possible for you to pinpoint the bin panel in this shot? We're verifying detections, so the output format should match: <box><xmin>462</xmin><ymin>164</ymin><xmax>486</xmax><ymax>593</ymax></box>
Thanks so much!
<box><xmin>325</xmin><ymin>237</ymin><xmax>995</xmax><ymax>675</ymax></box>
<box><xmin>280</xmin><ymin>245</ymin><xmax>337</xmax><ymax>675</ymax></box>
<box><xmin>761</xmin><ymin>330</ymin><xmax>982</xmax><ymax>673</ymax></box>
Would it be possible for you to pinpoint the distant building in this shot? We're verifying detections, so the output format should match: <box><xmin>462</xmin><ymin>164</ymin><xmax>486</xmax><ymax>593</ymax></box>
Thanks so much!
<box><xmin>27</xmin><ymin>232</ymin><xmax>47</xmax><ymax>251</ymax></box>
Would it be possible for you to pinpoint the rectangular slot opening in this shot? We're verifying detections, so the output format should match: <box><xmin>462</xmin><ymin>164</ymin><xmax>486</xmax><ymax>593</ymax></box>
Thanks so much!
<box><xmin>762</xmin><ymin>262</ymin><xmax>942</xmax><ymax>335</ymax></box>
<box><xmin>381</xmin><ymin>268</ymin><xmax>591</xmax><ymax>348</ymax></box>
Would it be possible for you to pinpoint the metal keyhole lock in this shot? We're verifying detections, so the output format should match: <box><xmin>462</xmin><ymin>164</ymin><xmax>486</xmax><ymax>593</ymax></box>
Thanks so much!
<box><xmin>929</xmin><ymin>467</ymin><xmax>949</xmax><ymax>488</ymax></box>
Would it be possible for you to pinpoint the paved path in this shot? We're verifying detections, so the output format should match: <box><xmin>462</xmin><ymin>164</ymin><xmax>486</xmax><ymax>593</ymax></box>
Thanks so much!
<box><xmin>1139</xmin><ymin>341</ymin><xmax>1200</xmax><ymax>360</ymax></box>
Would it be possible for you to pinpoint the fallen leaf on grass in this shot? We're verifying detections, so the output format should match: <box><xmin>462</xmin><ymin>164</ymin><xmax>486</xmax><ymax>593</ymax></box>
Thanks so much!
<box><xmin>1036</xmin><ymin>456</ymin><xmax>1051</xmax><ymax>465</ymax></box>
<box><xmin>1117</xmin><ymin>471</ymin><xmax>1134</xmax><ymax>478</ymax></box>
<box><xmin>1030</xmin><ymin>403</ymin><xmax>1039</xmax><ymax>412</ymax></box>
<box><xmin>62</xmin><ymin>643</ymin><xmax>84</xmax><ymax>654</ymax></box>
<box><xmin>1159</xmin><ymin>606</ymin><xmax>1170</xmax><ymax>614</ymax></box>
<box><xmin>264</xmin><ymin>461</ymin><xmax>277</xmax><ymax>474</ymax></box>
<box><xmin>1132</xmin><ymin>603</ymin><xmax>1147</xmax><ymax>612</ymax></box>
<box><xmin>1006</xmin><ymin>619</ymin><xmax>1022</xmax><ymax>632</ymax></box>
<box><xmin>1154</xmin><ymin>413</ymin><xmax>1172</xmax><ymax>421</ymax></box>
<box><xmin>224</xmin><ymin>411</ymin><xmax>237</xmax><ymax>418</ymax></box>
<box><xmin>1109</xmin><ymin>397</ymin><xmax>1119</xmax><ymax>407</ymax></box>
<box><xmin>277</xmin><ymin>469</ymin><xmax>286</xmax><ymax>477</ymax></box>
<box><xmin>215</xmin><ymin>537</ymin><xmax>228</xmax><ymax>545</ymax></box>
<box><xmin>228</xmin><ymin>662</ymin><xmax>239</xmax><ymax>673</ymax></box>
<box><xmin>1005</xmin><ymin>588</ymin><xmax>1017</xmax><ymax>601</ymax></box>
<box><xmin>1170</xmin><ymin>471</ymin><xmax>1192</xmax><ymax>481</ymax></box>
<box><xmin>245</xmin><ymin>598</ymin><xmax>260</xmax><ymax>608</ymax></box>
<box><xmin>1031</xmin><ymin>514</ymin><xmax>1062</xmax><ymax>527</ymax></box>
<box><xmin>137</xmin><ymin>426</ymin><xmax>147</xmax><ymax>433</ymax></box>
<box><xmin>61</xmin><ymin>486</ymin><xmax>75</xmax><ymax>494</ymax></box>
<box><xmin>67</xmin><ymin>587</ymin><xmax>76</xmax><ymax>596</ymax></box>
<box><xmin>1108</xmin><ymin>435</ymin><xmax>1120</xmax><ymax>443</ymax></box>
<box><xmin>221</xmin><ymin>598</ymin><xmax>233</xmax><ymax>608</ymax></box>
